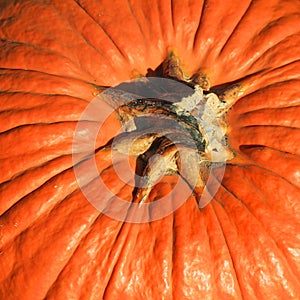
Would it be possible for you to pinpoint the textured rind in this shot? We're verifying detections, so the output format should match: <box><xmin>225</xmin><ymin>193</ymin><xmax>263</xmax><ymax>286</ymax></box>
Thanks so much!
<box><xmin>0</xmin><ymin>0</ymin><xmax>300</xmax><ymax>299</ymax></box>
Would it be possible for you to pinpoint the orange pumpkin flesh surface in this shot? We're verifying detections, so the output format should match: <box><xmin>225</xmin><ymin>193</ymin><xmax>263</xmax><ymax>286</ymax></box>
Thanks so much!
<box><xmin>0</xmin><ymin>0</ymin><xmax>300</xmax><ymax>299</ymax></box>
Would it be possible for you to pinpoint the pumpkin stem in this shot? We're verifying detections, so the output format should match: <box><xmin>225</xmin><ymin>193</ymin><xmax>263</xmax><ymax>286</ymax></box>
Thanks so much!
<box><xmin>102</xmin><ymin>52</ymin><xmax>239</xmax><ymax>206</ymax></box>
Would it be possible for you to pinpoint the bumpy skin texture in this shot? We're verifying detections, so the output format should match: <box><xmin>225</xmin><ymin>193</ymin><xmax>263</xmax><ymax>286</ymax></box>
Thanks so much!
<box><xmin>0</xmin><ymin>0</ymin><xmax>300</xmax><ymax>299</ymax></box>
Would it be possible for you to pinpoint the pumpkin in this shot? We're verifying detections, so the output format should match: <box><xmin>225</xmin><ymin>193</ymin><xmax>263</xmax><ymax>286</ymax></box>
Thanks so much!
<box><xmin>1</xmin><ymin>0</ymin><xmax>300</xmax><ymax>299</ymax></box>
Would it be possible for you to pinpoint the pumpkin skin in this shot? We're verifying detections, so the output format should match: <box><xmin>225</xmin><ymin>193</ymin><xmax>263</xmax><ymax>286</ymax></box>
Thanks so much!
<box><xmin>0</xmin><ymin>0</ymin><xmax>300</xmax><ymax>299</ymax></box>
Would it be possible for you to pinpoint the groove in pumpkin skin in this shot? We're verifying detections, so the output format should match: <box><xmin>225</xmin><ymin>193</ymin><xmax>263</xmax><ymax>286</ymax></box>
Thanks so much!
<box><xmin>234</xmin><ymin>14</ymin><xmax>300</xmax><ymax>71</ymax></box>
<box><xmin>0</xmin><ymin>92</ymin><xmax>89</xmax><ymax>111</ymax></box>
<box><xmin>214</xmin><ymin>179</ymin><xmax>297</xmax><ymax>296</ymax></box>
<box><xmin>0</xmin><ymin>104</ymin><xmax>88</xmax><ymax>133</ymax></box>
<box><xmin>0</xmin><ymin>110</ymin><xmax>121</xmax><ymax>183</ymax></box>
<box><xmin>0</xmin><ymin>190</ymin><xmax>103</xmax><ymax>300</ymax></box>
<box><xmin>0</xmin><ymin>154</ymin><xmax>82</xmax><ymax>215</ymax></box>
<box><xmin>75</xmin><ymin>0</ymin><xmax>136</xmax><ymax>62</ymax></box>
<box><xmin>171</xmin><ymin>200</ymin><xmax>216</xmax><ymax>298</ymax></box>
<box><xmin>44</xmin><ymin>213</ymin><xmax>125</xmax><ymax>299</ymax></box>
<box><xmin>210</xmin><ymin>0</ymin><xmax>300</xmax><ymax>84</ymax></box>
<box><xmin>0</xmin><ymin>40</ymin><xmax>94</xmax><ymax>81</ymax></box>
<box><xmin>240</xmin><ymin>145</ymin><xmax>300</xmax><ymax>187</ymax></box>
<box><xmin>226</xmin><ymin>156</ymin><xmax>300</xmax><ymax>191</ymax></box>
<box><xmin>0</xmin><ymin>3</ymin><xmax>115</xmax><ymax>82</ymax></box>
<box><xmin>234</xmin><ymin>106</ymin><xmax>300</xmax><ymax>129</ymax></box>
<box><xmin>235</xmin><ymin>62</ymin><xmax>300</xmax><ymax>99</ymax></box>
<box><xmin>216</xmin><ymin>170</ymin><xmax>300</xmax><ymax>290</ymax></box>
<box><xmin>230</xmin><ymin>126</ymin><xmax>300</xmax><ymax>158</ymax></box>
<box><xmin>223</xmin><ymin>164</ymin><xmax>300</xmax><ymax>219</ymax></box>
<box><xmin>74</xmin><ymin>1</ymin><xmax>169</xmax><ymax>82</ymax></box>
<box><xmin>247</xmin><ymin>34</ymin><xmax>300</xmax><ymax>71</ymax></box>
<box><xmin>0</xmin><ymin>68</ymin><xmax>102</xmax><ymax>99</ymax></box>
<box><xmin>99</xmin><ymin>181</ymin><xmax>177</xmax><ymax>298</ymax></box>
<box><xmin>0</xmin><ymin>149</ymin><xmax>134</xmax><ymax>248</ymax></box>
<box><xmin>54</xmin><ymin>0</ymin><xmax>128</xmax><ymax>73</ymax></box>
<box><xmin>212</xmin><ymin>193</ymin><xmax>300</xmax><ymax>298</ymax></box>
<box><xmin>52</xmin><ymin>0</ymin><xmax>132</xmax><ymax>82</ymax></box>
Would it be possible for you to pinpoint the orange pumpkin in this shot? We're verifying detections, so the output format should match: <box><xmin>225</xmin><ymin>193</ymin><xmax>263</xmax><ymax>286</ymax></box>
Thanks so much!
<box><xmin>1</xmin><ymin>0</ymin><xmax>300</xmax><ymax>299</ymax></box>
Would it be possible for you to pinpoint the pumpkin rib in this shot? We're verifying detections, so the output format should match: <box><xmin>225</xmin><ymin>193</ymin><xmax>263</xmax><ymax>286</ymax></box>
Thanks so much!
<box><xmin>0</xmin><ymin>39</ymin><xmax>92</xmax><ymax>80</ymax></box>
<box><xmin>248</xmin><ymin>34</ymin><xmax>300</xmax><ymax>71</ymax></box>
<box><xmin>214</xmin><ymin>185</ymin><xmax>300</xmax><ymax>297</ymax></box>
<box><xmin>56</xmin><ymin>0</ymin><xmax>121</xmax><ymax>55</ymax></box>
<box><xmin>218</xmin><ymin>172</ymin><xmax>300</xmax><ymax>287</ymax></box>
<box><xmin>0</xmin><ymin>103</ymin><xmax>90</xmax><ymax>133</ymax></box>
<box><xmin>202</xmin><ymin>203</ymin><xmax>242</xmax><ymax>298</ymax></box>
<box><xmin>225</xmin><ymin>161</ymin><xmax>300</xmax><ymax>200</ymax></box>
<box><xmin>237</xmin><ymin>105</ymin><xmax>300</xmax><ymax>118</ymax></box>
<box><xmin>0</xmin><ymin>152</ymin><xmax>76</xmax><ymax>185</ymax></box>
<box><xmin>0</xmin><ymin>93</ymin><xmax>89</xmax><ymax>111</ymax></box>
<box><xmin>241</xmin><ymin>15</ymin><xmax>300</xmax><ymax>70</ymax></box>
<box><xmin>156</xmin><ymin>0</ymin><xmax>173</xmax><ymax>53</ymax></box>
<box><xmin>0</xmin><ymin>68</ymin><xmax>103</xmax><ymax>97</ymax></box>
<box><xmin>85</xmin><ymin>216</ymin><xmax>135</xmax><ymax>298</ymax></box>
<box><xmin>27</xmin><ymin>176</ymin><xmax>131</xmax><ymax>262</ymax></box>
<box><xmin>0</xmin><ymin>170</ymin><xmax>80</xmax><ymax>248</ymax></box>
<box><xmin>0</xmin><ymin>82</ymin><xmax>96</xmax><ymax>103</ymax></box>
<box><xmin>73</xmin><ymin>0</ymin><xmax>132</xmax><ymax>63</ymax></box>
<box><xmin>256</xmin><ymin>14</ymin><xmax>300</xmax><ymax>39</ymax></box>
<box><xmin>238</xmin><ymin>61</ymin><xmax>300</xmax><ymax>98</ymax></box>
<box><xmin>240</xmin><ymin>145</ymin><xmax>300</xmax><ymax>188</ymax></box>
<box><xmin>230</xmin><ymin>125</ymin><xmax>300</xmax><ymax>160</ymax></box>
<box><xmin>1</xmin><ymin>151</ymin><xmax>72</xmax><ymax>185</ymax></box>
<box><xmin>0</xmin><ymin>122</ymin><xmax>77</xmax><ymax>158</ymax></box>
<box><xmin>0</xmin><ymin>1</ymin><xmax>102</xmax><ymax>81</ymax></box>
<box><xmin>100</xmin><ymin>222</ymin><xmax>145</xmax><ymax>298</ymax></box>
<box><xmin>209</xmin><ymin>0</ymin><xmax>300</xmax><ymax>84</ymax></box>
<box><xmin>231</xmin><ymin>81</ymin><xmax>300</xmax><ymax>115</ymax></box>
<box><xmin>131</xmin><ymin>0</ymin><xmax>166</xmax><ymax>60</ymax></box>
<box><xmin>1</xmin><ymin>120</ymin><xmax>94</xmax><ymax>136</ymax></box>
<box><xmin>0</xmin><ymin>154</ymin><xmax>90</xmax><ymax>214</ymax></box>
<box><xmin>191</xmin><ymin>0</ymin><xmax>252</xmax><ymax>76</ymax></box>
<box><xmin>170</xmin><ymin>212</ymin><xmax>175</xmax><ymax>298</ymax></box>
<box><xmin>217</xmin><ymin>0</ymin><xmax>252</xmax><ymax>57</ymax></box>
<box><xmin>53</xmin><ymin>5</ymin><xmax>110</xmax><ymax>62</ymax></box>
<box><xmin>50</xmin><ymin>1</ymin><xmax>125</xmax><ymax>82</ymax></box>
<box><xmin>217</xmin><ymin>0</ymin><xmax>300</xmax><ymax>57</ymax></box>
<box><xmin>201</xmin><ymin>0</ymin><xmax>253</xmax><ymax>54</ymax></box>
<box><xmin>236</xmin><ymin>106</ymin><xmax>300</xmax><ymax>129</ymax></box>
<box><xmin>125</xmin><ymin>0</ymin><xmax>154</xmax><ymax>54</ymax></box>
<box><xmin>101</xmin><ymin>232</ymin><xmax>132</xmax><ymax>299</ymax></box>
<box><xmin>0</xmin><ymin>154</ymin><xmax>79</xmax><ymax>215</ymax></box>
<box><xmin>44</xmin><ymin>211</ymin><xmax>108</xmax><ymax>299</ymax></box>
<box><xmin>241</xmin><ymin>124</ymin><xmax>300</xmax><ymax>131</ymax></box>
<box><xmin>63</xmin><ymin>1</ymin><xmax>148</xmax><ymax>79</ymax></box>
<box><xmin>171</xmin><ymin>0</ymin><xmax>203</xmax><ymax>54</ymax></box>
<box><xmin>0</xmin><ymin>38</ymin><xmax>46</xmax><ymax>51</ymax></box>
<box><xmin>225</xmin><ymin>164</ymin><xmax>300</xmax><ymax>219</ymax></box>
<box><xmin>142</xmin><ymin>0</ymin><xmax>166</xmax><ymax>54</ymax></box>
<box><xmin>239</xmin><ymin>144</ymin><xmax>300</xmax><ymax>156</ymax></box>
<box><xmin>220</xmin><ymin>177</ymin><xmax>300</xmax><ymax>250</ymax></box>
<box><xmin>170</xmin><ymin>0</ymin><xmax>175</xmax><ymax>30</ymax></box>
<box><xmin>190</xmin><ymin>0</ymin><xmax>205</xmax><ymax>50</ymax></box>
<box><xmin>209</xmin><ymin>202</ymin><xmax>246</xmax><ymax>298</ymax></box>
<box><xmin>0</xmin><ymin>191</ymin><xmax>101</xmax><ymax>300</ymax></box>
<box><xmin>171</xmin><ymin>198</ymin><xmax>215</xmax><ymax>298</ymax></box>
<box><xmin>214</xmin><ymin>195</ymin><xmax>296</xmax><ymax>297</ymax></box>
<box><xmin>44</xmin><ymin>217</ymin><xmax>104</xmax><ymax>299</ymax></box>
<box><xmin>126</xmin><ymin>0</ymin><xmax>147</xmax><ymax>43</ymax></box>
<box><xmin>234</xmin><ymin>125</ymin><xmax>300</xmax><ymax>154</ymax></box>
